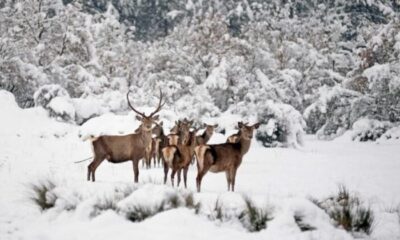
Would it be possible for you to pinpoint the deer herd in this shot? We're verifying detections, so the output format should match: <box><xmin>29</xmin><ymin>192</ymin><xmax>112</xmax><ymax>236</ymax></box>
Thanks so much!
<box><xmin>86</xmin><ymin>90</ymin><xmax>260</xmax><ymax>192</ymax></box>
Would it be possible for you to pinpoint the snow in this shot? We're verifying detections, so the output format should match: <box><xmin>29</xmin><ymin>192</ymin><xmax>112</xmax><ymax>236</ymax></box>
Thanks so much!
<box><xmin>48</xmin><ymin>97</ymin><xmax>76</xmax><ymax>120</ymax></box>
<box><xmin>204</xmin><ymin>58</ymin><xmax>228</xmax><ymax>90</ymax></box>
<box><xmin>167</xmin><ymin>10</ymin><xmax>184</xmax><ymax>20</ymax></box>
<box><xmin>1</xmin><ymin>92</ymin><xmax>400</xmax><ymax>240</ymax></box>
<box><xmin>363</xmin><ymin>64</ymin><xmax>391</xmax><ymax>89</ymax></box>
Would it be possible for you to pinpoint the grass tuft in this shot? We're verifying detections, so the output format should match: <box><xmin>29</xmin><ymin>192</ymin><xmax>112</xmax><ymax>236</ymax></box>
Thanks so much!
<box><xmin>29</xmin><ymin>180</ymin><xmax>57</xmax><ymax>211</ymax></box>
<box><xmin>311</xmin><ymin>185</ymin><xmax>374</xmax><ymax>235</ymax></box>
<box><xmin>240</xmin><ymin>196</ymin><xmax>273</xmax><ymax>232</ymax></box>
<box><xmin>294</xmin><ymin>212</ymin><xmax>316</xmax><ymax>232</ymax></box>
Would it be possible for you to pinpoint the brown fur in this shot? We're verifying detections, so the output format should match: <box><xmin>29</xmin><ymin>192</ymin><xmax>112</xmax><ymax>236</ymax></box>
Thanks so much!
<box><xmin>87</xmin><ymin>90</ymin><xmax>164</xmax><ymax>182</ymax></box>
<box><xmin>162</xmin><ymin>128</ymin><xmax>198</xmax><ymax>188</ymax></box>
<box><xmin>195</xmin><ymin>122</ymin><xmax>260</xmax><ymax>192</ymax></box>
<box><xmin>226</xmin><ymin>134</ymin><xmax>240</xmax><ymax>143</ymax></box>
<box><xmin>196</xmin><ymin>124</ymin><xmax>218</xmax><ymax>145</ymax></box>
<box><xmin>168</xmin><ymin>134</ymin><xmax>179</xmax><ymax>145</ymax></box>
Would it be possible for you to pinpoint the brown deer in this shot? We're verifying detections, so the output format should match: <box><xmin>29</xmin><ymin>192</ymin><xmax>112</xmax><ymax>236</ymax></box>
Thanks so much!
<box><xmin>189</xmin><ymin>123</ymin><xmax>219</xmax><ymax>164</ymax></box>
<box><xmin>170</xmin><ymin>118</ymin><xmax>193</xmax><ymax>144</ymax></box>
<box><xmin>226</xmin><ymin>122</ymin><xmax>248</xmax><ymax>143</ymax></box>
<box><xmin>194</xmin><ymin>122</ymin><xmax>260</xmax><ymax>192</ymax></box>
<box><xmin>162</xmin><ymin>127</ymin><xmax>199</xmax><ymax>188</ymax></box>
<box><xmin>196</xmin><ymin>123</ymin><xmax>218</xmax><ymax>145</ymax></box>
<box><xmin>151</xmin><ymin>122</ymin><xmax>168</xmax><ymax>167</ymax></box>
<box><xmin>87</xmin><ymin>90</ymin><xmax>165</xmax><ymax>182</ymax></box>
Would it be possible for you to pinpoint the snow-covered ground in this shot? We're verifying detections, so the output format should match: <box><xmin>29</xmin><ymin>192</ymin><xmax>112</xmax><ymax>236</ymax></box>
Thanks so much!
<box><xmin>1</xmin><ymin>90</ymin><xmax>400</xmax><ymax>240</ymax></box>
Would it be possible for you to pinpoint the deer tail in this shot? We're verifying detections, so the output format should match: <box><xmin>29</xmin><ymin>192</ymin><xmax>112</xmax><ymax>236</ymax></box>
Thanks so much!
<box><xmin>194</xmin><ymin>145</ymin><xmax>210</xmax><ymax>171</ymax></box>
<box><xmin>81</xmin><ymin>134</ymin><xmax>99</xmax><ymax>142</ymax></box>
<box><xmin>162</xmin><ymin>146</ymin><xmax>178</xmax><ymax>168</ymax></box>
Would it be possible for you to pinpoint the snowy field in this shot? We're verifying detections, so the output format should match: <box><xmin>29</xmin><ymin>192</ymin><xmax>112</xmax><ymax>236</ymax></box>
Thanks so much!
<box><xmin>0</xmin><ymin>90</ymin><xmax>400</xmax><ymax>240</ymax></box>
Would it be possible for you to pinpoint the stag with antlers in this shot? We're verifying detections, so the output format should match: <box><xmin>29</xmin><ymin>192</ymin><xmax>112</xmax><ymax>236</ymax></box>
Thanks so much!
<box><xmin>194</xmin><ymin>122</ymin><xmax>260</xmax><ymax>192</ymax></box>
<box><xmin>86</xmin><ymin>90</ymin><xmax>165</xmax><ymax>182</ymax></box>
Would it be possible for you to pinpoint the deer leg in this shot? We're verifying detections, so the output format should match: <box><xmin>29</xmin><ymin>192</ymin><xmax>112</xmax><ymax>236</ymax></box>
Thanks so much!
<box><xmin>177</xmin><ymin>169</ymin><xmax>182</xmax><ymax>187</ymax></box>
<box><xmin>133</xmin><ymin>160</ymin><xmax>139</xmax><ymax>183</ymax></box>
<box><xmin>163</xmin><ymin>162</ymin><xmax>169</xmax><ymax>184</ymax></box>
<box><xmin>225</xmin><ymin>171</ymin><xmax>231</xmax><ymax>191</ymax></box>
<box><xmin>171</xmin><ymin>169</ymin><xmax>177</xmax><ymax>187</ymax></box>
<box><xmin>89</xmin><ymin>156</ymin><xmax>105</xmax><ymax>182</ymax></box>
<box><xmin>230</xmin><ymin>168</ymin><xmax>237</xmax><ymax>192</ymax></box>
<box><xmin>183</xmin><ymin>166</ymin><xmax>189</xmax><ymax>188</ymax></box>
<box><xmin>145</xmin><ymin>153</ymin><xmax>150</xmax><ymax>169</ymax></box>
<box><xmin>196</xmin><ymin>167</ymin><xmax>210</xmax><ymax>193</ymax></box>
<box><xmin>87</xmin><ymin>162</ymin><xmax>94</xmax><ymax>181</ymax></box>
<box><xmin>196</xmin><ymin>172</ymin><xmax>203</xmax><ymax>193</ymax></box>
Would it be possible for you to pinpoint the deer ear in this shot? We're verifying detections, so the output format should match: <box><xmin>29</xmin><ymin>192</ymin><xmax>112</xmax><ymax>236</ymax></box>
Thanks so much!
<box><xmin>189</xmin><ymin>120</ymin><xmax>194</xmax><ymax>126</ymax></box>
<box><xmin>136</xmin><ymin>115</ymin><xmax>143</xmax><ymax>121</ymax></box>
<box><xmin>253</xmin><ymin>122</ymin><xmax>260</xmax><ymax>129</ymax></box>
<box><xmin>152</xmin><ymin>115</ymin><xmax>159</xmax><ymax>121</ymax></box>
<box><xmin>214</xmin><ymin>124</ymin><xmax>219</xmax><ymax>128</ymax></box>
<box><xmin>159</xmin><ymin>121</ymin><xmax>163</xmax><ymax>126</ymax></box>
<box><xmin>238</xmin><ymin>121</ymin><xmax>244</xmax><ymax>128</ymax></box>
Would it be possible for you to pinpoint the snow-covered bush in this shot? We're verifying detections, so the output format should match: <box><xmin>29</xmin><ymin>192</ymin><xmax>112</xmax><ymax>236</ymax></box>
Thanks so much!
<box><xmin>316</xmin><ymin>87</ymin><xmax>361</xmax><ymax>140</ymax></box>
<box><xmin>34</xmin><ymin>84</ymin><xmax>70</xmax><ymax>108</ymax></box>
<box><xmin>256</xmin><ymin>101</ymin><xmax>305</xmax><ymax>148</ymax></box>
<box><xmin>33</xmin><ymin>84</ymin><xmax>75</xmax><ymax>123</ymax></box>
<box><xmin>377</xmin><ymin>125</ymin><xmax>400</xmax><ymax>143</ymax></box>
<box><xmin>352</xmin><ymin>118</ymin><xmax>393</xmax><ymax>142</ymax></box>
<box><xmin>303</xmin><ymin>102</ymin><xmax>327</xmax><ymax>134</ymax></box>
<box><xmin>118</xmin><ymin>185</ymin><xmax>194</xmax><ymax>222</ymax></box>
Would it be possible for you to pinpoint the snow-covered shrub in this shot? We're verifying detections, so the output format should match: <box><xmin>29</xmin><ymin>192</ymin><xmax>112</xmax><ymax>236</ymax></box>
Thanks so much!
<box><xmin>303</xmin><ymin>102</ymin><xmax>327</xmax><ymax>134</ymax></box>
<box><xmin>377</xmin><ymin>125</ymin><xmax>400</xmax><ymax>143</ymax></box>
<box><xmin>47</xmin><ymin>97</ymin><xmax>76</xmax><ymax>123</ymax></box>
<box><xmin>117</xmin><ymin>185</ymin><xmax>195</xmax><ymax>222</ymax></box>
<box><xmin>256</xmin><ymin>101</ymin><xmax>305</xmax><ymax>148</ymax></box>
<box><xmin>316</xmin><ymin>87</ymin><xmax>361</xmax><ymax>140</ymax></box>
<box><xmin>294</xmin><ymin>212</ymin><xmax>316</xmax><ymax>232</ymax></box>
<box><xmin>361</xmin><ymin>63</ymin><xmax>400</xmax><ymax>122</ymax></box>
<box><xmin>34</xmin><ymin>84</ymin><xmax>76</xmax><ymax>123</ymax></box>
<box><xmin>311</xmin><ymin>186</ymin><xmax>374</xmax><ymax>236</ymax></box>
<box><xmin>352</xmin><ymin>118</ymin><xmax>393</xmax><ymax>142</ymax></box>
<box><xmin>34</xmin><ymin>84</ymin><xmax>70</xmax><ymax>108</ymax></box>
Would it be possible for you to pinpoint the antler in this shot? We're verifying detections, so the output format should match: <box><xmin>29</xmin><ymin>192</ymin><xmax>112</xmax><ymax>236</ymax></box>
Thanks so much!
<box><xmin>149</xmin><ymin>89</ymin><xmax>165</xmax><ymax>117</ymax></box>
<box><xmin>127</xmin><ymin>91</ymin><xmax>146</xmax><ymax>118</ymax></box>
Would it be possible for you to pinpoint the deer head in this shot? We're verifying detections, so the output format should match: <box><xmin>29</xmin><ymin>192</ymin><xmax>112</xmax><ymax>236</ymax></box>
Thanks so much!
<box><xmin>127</xmin><ymin>89</ymin><xmax>165</xmax><ymax>132</ymax></box>
<box><xmin>203</xmin><ymin>123</ymin><xmax>218</xmax><ymax>134</ymax></box>
<box><xmin>238</xmin><ymin>122</ymin><xmax>260</xmax><ymax>141</ymax></box>
<box><xmin>179</xmin><ymin>119</ymin><xmax>193</xmax><ymax>144</ymax></box>
<box><xmin>152</xmin><ymin>121</ymin><xmax>164</xmax><ymax>137</ymax></box>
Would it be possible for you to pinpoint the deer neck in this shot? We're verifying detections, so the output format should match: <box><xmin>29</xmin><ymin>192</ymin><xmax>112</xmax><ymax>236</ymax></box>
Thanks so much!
<box><xmin>140</xmin><ymin>129</ymin><xmax>153</xmax><ymax>146</ymax></box>
<box><xmin>202</xmin><ymin>129</ymin><xmax>212</xmax><ymax>142</ymax></box>
<box><xmin>159</xmin><ymin>128</ymin><xmax>166</xmax><ymax>139</ymax></box>
<box><xmin>238</xmin><ymin>137</ymin><xmax>252</xmax><ymax>156</ymax></box>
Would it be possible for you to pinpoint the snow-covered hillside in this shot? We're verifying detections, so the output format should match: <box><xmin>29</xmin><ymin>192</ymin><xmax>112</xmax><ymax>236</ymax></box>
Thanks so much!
<box><xmin>1</xmin><ymin>91</ymin><xmax>399</xmax><ymax>240</ymax></box>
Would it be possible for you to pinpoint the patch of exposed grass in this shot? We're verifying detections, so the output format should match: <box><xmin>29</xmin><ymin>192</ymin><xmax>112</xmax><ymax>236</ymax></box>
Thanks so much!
<box><xmin>123</xmin><ymin>191</ymin><xmax>196</xmax><ymax>223</ymax></box>
<box><xmin>29</xmin><ymin>180</ymin><xmax>57</xmax><ymax>211</ymax></box>
<box><xmin>294</xmin><ymin>212</ymin><xmax>316</xmax><ymax>232</ymax></box>
<box><xmin>240</xmin><ymin>196</ymin><xmax>273</xmax><ymax>232</ymax></box>
<box><xmin>204</xmin><ymin>195</ymin><xmax>273</xmax><ymax>232</ymax></box>
<box><xmin>311</xmin><ymin>185</ymin><xmax>374</xmax><ymax>235</ymax></box>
